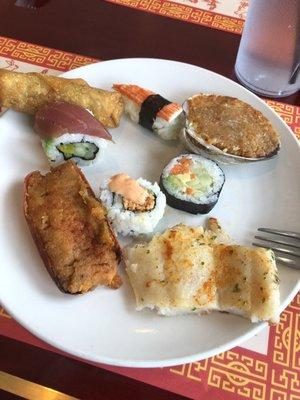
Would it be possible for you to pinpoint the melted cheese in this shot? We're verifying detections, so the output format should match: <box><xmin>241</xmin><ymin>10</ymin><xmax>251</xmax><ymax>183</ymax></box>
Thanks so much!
<box><xmin>125</xmin><ymin>222</ymin><xmax>280</xmax><ymax>324</ymax></box>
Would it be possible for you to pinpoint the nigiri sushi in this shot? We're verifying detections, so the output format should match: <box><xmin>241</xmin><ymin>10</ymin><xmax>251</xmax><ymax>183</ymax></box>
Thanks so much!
<box><xmin>34</xmin><ymin>101</ymin><xmax>112</xmax><ymax>167</ymax></box>
<box><xmin>113</xmin><ymin>84</ymin><xmax>185</xmax><ymax>140</ymax></box>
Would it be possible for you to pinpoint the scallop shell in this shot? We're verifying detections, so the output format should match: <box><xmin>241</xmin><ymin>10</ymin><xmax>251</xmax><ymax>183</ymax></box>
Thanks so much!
<box><xmin>182</xmin><ymin>96</ymin><xmax>280</xmax><ymax>165</ymax></box>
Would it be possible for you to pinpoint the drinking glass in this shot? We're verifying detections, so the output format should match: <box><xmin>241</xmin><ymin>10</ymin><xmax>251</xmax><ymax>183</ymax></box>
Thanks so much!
<box><xmin>235</xmin><ymin>0</ymin><xmax>300</xmax><ymax>97</ymax></box>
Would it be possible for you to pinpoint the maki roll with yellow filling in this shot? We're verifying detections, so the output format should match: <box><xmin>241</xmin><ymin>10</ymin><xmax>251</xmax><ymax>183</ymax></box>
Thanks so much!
<box><xmin>160</xmin><ymin>154</ymin><xmax>225</xmax><ymax>214</ymax></box>
<box><xmin>34</xmin><ymin>101</ymin><xmax>112</xmax><ymax>167</ymax></box>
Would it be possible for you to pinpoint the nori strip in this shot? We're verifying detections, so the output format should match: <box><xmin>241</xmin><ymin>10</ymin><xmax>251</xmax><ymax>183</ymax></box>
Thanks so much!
<box><xmin>159</xmin><ymin>175</ymin><xmax>220</xmax><ymax>215</ymax></box>
<box><xmin>139</xmin><ymin>94</ymin><xmax>171</xmax><ymax>130</ymax></box>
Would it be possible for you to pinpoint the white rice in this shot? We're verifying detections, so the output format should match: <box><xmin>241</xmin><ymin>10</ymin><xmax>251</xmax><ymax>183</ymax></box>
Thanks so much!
<box><xmin>161</xmin><ymin>154</ymin><xmax>225</xmax><ymax>204</ymax></box>
<box><xmin>100</xmin><ymin>178</ymin><xmax>166</xmax><ymax>236</ymax></box>
<box><xmin>42</xmin><ymin>133</ymin><xmax>108</xmax><ymax>167</ymax></box>
<box><xmin>122</xmin><ymin>95</ymin><xmax>184</xmax><ymax>140</ymax></box>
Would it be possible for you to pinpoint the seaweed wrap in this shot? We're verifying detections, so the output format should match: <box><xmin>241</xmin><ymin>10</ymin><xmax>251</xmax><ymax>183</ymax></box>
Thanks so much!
<box><xmin>160</xmin><ymin>154</ymin><xmax>225</xmax><ymax>214</ymax></box>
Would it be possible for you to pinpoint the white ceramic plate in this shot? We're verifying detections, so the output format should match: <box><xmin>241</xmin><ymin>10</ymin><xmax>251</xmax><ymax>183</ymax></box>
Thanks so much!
<box><xmin>0</xmin><ymin>59</ymin><xmax>299</xmax><ymax>368</ymax></box>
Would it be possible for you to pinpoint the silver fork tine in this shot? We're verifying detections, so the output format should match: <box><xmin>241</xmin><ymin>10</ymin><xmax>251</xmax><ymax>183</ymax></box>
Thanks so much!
<box><xmin>258</xmin><ymin>228</ymin><xmax>300</xmax><ymax>240</ymax></box>
<box><xmin>274</xmin><ymin>255</ymin><xmax>300</xmax><ymax>270</ymax></box>
<box><xmin>254</xmin><ymin>235</ymin><xmax>300</xmax><ymax>250</ymax></box>
<box><xmin>253</xmin><ymin>242</ymin><xmax>300</xmax><ymax>258</ymax></box>
<box><xmin>15</xmin><ymin>0</ymin><xmax>36</xmax><ymax>7</ymax></box>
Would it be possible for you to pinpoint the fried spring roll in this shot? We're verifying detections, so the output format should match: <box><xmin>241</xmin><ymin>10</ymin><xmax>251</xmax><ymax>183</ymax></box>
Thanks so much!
<box><xmin>0</xmin><ymin>69</ymin><xmax>123</xmax><ymax>128</ymax></box>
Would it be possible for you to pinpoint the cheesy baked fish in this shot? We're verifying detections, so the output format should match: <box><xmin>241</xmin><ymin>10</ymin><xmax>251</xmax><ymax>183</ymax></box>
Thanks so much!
<box><xmin>125</xmin><ymin>221</ymin><xmax>280</xmax><ymax>324</ymax></box>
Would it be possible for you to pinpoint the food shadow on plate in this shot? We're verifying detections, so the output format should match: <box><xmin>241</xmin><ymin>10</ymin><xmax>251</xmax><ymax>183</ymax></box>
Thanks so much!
<box><xmin>6</xmin><ymin>114</ymin><xmax>47</xmax><ymax>171</ymax></box>
<box><xmin>122</xmin><ymin>117</ymin><xmax>183</xmax><ymax>150</ymax></box>
<box><xmin>4</xmin><ymin>181</ymin><xmax>72</xmax><ymax>298</ymax></box>
<box><xmin>14</xmin><ymin>136</ymin><xmax>47</xmax><ymax>171</ymax></box>
<box><xmin>114</xmin><ymin>266</ymin><xmax>138</xmax><ymax>314</ymax></box>
<box><xmin>221</xmin><ymin>156</ymin><xmax>280</xmax><ymax>182</ymax></box>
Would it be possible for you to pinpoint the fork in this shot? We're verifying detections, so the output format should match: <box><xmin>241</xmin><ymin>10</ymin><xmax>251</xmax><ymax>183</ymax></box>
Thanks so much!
<box><xmin>15</xmin><ymin>0</ymin><xmax>50</xmax><ymax>9</ymax></box>
<box><xmin>253</xmin><ymin>228</ymin><xmax>300</xmax><ymax>270</ymax></box>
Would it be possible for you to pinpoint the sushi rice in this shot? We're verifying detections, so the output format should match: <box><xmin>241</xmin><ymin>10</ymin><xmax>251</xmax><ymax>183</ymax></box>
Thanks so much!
<box><xmin>100</xmin><ymin>178</ymin><xmax>166</xmax><ymax>236</ymax></box>
<box><xmin>124</xmin><ymin>97</ymin><xmax>184</xmax><ymax>140</ymax></box>
<box><xmin>161</xmin><ymin>155</ymin><xmax>224</xmax><ymax>205</ymax></box>
<box><xmin>42</xmin><ymin>133</ymin><xmax>108</xmax><ymax>167</ymax></box>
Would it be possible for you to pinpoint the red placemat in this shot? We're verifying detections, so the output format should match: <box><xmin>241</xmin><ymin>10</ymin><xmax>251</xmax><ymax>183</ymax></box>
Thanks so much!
<box><xmin>105</xmin><ymin>0</ymin><xmax>247</xmax><ymax>34</ymax></box>
<box><xmin>0</xmin><ymin>36</ymin><xmax>299</xmax><ymax>400</ymax></box>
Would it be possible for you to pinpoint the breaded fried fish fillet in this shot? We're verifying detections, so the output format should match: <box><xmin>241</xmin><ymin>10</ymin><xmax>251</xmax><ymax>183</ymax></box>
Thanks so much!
<box><xmin>126</xmin><ymin>222</ymin><xmax>280</xmax><ymax>324</ymax></box>
<box><xmin>0</xmin><ymin>69</ymin><xmax>123</xmax><ymax>128</ymax></box>
<box><xmin>24</xmin><ymin>160</ymin><xmax>122</xmax><ymax>294</ymax></box>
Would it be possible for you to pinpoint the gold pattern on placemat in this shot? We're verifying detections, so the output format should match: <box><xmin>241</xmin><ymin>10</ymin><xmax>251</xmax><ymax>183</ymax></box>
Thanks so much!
<box><xmin>291</xmin><ymin>293</ymin><xmax>300</xmax><ymax>371</ymax></box>
<box><xmin>211</xmin><ymin>13</ymin><xmax>244</xmax><ymax>33</ymax></box>
<box><xmin>266</xmin><ymin>101</ymin><xmax>300</xmax><ymax>141</ymax></box>
<box><xmin>171</xmin><ymin>359</ymin><xmax>209</xmax><ymax>382</ymax></box>
<box><xmin>0</xmin><ymin>308</ymin><xmax>11</xmax><ymax>319</ymax></box>
<box><xmin>169</xmin><ymin>293</ymin><xmax>300</xmax><ymax>399</ymax></box>
<box><xmin>294</xmin><ymin>127</ymin><xmax>300</xmax><ymax>141</ymax></box>
<box><xmin>208</xmin><ymin>352</ymin><xmax>268</xmax><ymax>399</ymax></box>
<box><xmin>266</xmin><ymin>101</ymin><xmax>299</xmax><ymax>126</ymax></box>
<box><xmin>273</xmin><ymin>311</ymin><xmax>293</xmax><ymax>367</ymax></box>
<box><xmin>106</xmin><ymin>0</ymin><xmax>244</xmax><ymax>34</ymax></box>
<box><xmin>0</xmin><ymin>36</ymin><xmax>98</xmax><ymax>71</ymax></box>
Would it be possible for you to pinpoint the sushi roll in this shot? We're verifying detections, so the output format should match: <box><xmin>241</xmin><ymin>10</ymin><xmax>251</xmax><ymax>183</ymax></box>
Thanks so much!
<box><xmin>160</xmin><ymin>154</ymin><xmax>225</xmax><ymax>214</ymax></box>
<box><xmin>100</xmin><ymin>174</ymin><xmax>166</xmax><ymax>236</ymax></box>
<box><xmin>34</xmin><ymin>101</ymin><xmax>112</xmax><ymax>167</ymax></box>
<box><xmin>113</xmin><ymin>84</ymin><xmax>185</xmax><ymax>140</ymax></box>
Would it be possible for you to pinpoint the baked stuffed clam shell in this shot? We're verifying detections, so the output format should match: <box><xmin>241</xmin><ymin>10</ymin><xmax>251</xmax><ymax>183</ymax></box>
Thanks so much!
<box><xmin>182</xmin><ymin>94</ymin><xmax>281</xmax><ymax>165</ymax></box>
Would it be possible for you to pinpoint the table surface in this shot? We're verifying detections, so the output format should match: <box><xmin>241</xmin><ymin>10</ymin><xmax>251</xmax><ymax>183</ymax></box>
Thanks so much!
<box><xmin>0</xmin><ymin>1</ymin><xmax>299</xmax><ymax>399</ymax></box>
<box><xmin>1</xmin><ymin>0</ymin><xmax>299</xmax><ymax>106</ymax></box>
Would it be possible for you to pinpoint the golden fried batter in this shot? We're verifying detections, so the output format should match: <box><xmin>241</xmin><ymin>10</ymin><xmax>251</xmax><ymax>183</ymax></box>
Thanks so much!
<box><xmin>0</xmin><ymin>69</ymin><xmax>123</xmax><ymax>128</ymax></box>
<box><xmin>24</xmin><ymin>161</ymin><xmax>122</xmax><ymax>294</ymax></box>
<box><xmin>123</xmin><ymin>193</ymin><xmax>155</xmax><ymax>212</ymax></box>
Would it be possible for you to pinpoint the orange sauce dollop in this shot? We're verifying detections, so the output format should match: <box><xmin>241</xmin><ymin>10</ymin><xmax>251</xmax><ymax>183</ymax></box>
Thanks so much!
<box><xmin>108</xmin><ymin>174</ymin><xmax>148</xmax><ymax>205</ymax></box>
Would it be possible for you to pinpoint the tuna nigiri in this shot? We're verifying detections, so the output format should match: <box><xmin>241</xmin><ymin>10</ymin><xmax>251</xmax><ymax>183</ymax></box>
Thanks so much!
<box><xmin>113</xmin><ymin>84</ymin><xmax>185</xmax><ymax>140</ymax></box>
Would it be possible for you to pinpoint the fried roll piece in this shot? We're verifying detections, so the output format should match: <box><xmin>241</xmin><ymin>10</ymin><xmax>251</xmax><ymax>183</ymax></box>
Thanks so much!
<box><xmin>0</xmin><ymin>69</ymin><xmax>123</xmax><ymax>128</ymax></box>
<box><xmin>24</xmin><ymin>160</ymin><xmax>122</xmax><ymax>294</ymax></box>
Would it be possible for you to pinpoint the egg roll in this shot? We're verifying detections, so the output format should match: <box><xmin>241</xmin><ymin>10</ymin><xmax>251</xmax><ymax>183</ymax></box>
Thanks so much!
<box><xmin>0</xmin><ymin>69</ymin><xmax>123</xmax><ymax>128</ymax></box>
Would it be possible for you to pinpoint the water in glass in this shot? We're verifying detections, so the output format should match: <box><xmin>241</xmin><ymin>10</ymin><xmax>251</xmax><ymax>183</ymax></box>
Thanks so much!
<box><xmin>235</xmin><ymin>0</ymin><xmax>300</xmax><ymax>97</ymax></box>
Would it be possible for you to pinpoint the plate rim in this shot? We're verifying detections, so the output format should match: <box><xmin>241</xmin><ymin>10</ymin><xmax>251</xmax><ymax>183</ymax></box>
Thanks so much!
<box><xmin>0</xmin><ymin>58</ymin><xmax>299</xmax><ymax>368</ymax></box>
<box><xmin>1</xmin><ymin>281</ymin><xmax>299</xmax><ymax>368</ymax></box>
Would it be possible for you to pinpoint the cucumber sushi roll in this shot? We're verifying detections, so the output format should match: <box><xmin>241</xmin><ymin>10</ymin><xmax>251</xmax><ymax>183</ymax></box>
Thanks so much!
<box><xmin>41</xmin><ymin>134</ymin><xmax>108</xmax><ymax>167</ymax></box>
<box><xmin>160</xmin><ymin>154</ymin><xmax>225</xmax><ymax>214</ymax></box>
<box><xmin>100</xmin><ymin>174</ymin><xmax>166</xmax><ymax>236</ymax></box>
<box><xmin>34</xmin><ymin>101</ymin><xmax>112</xmax><ymax>167</ymax></box>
